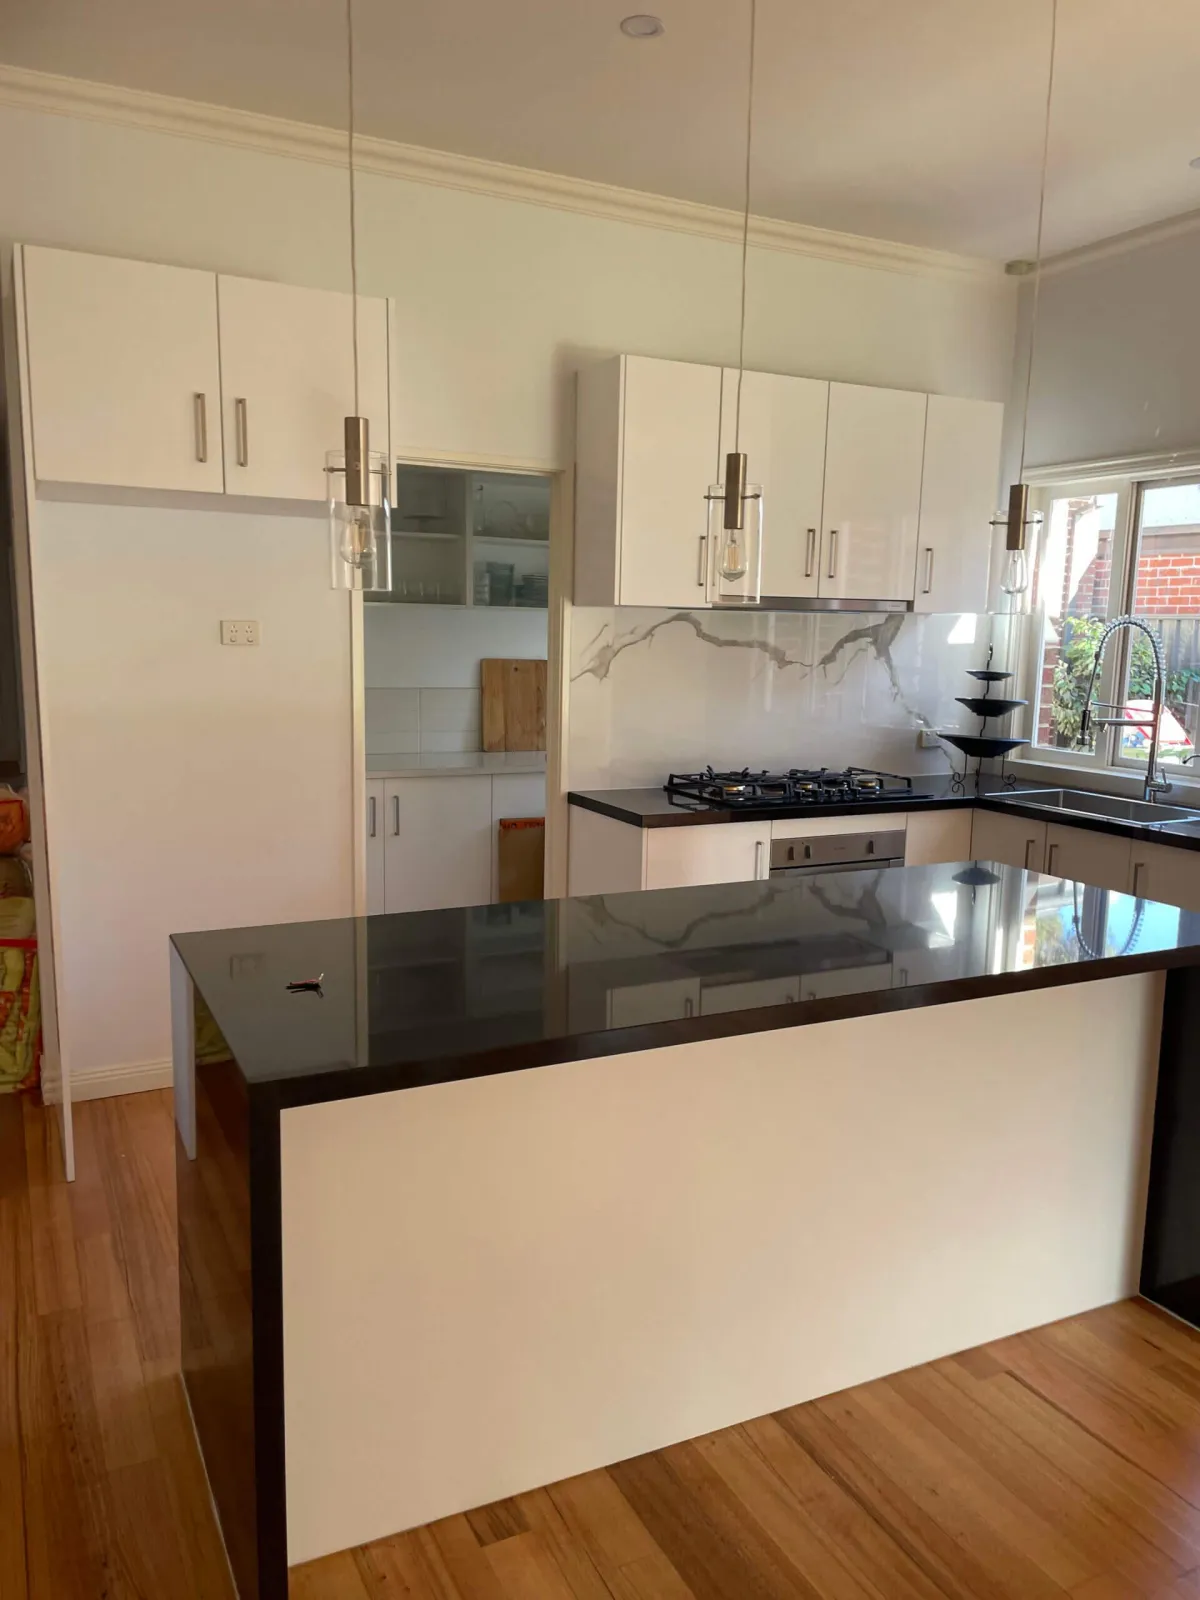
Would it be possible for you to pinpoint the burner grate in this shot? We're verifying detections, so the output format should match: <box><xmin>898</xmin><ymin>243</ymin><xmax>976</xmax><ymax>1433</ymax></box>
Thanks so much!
<box><xmin>664</xmin><ymin>766</ymin><xmax>932</xmax><ymax>810</ymax></box>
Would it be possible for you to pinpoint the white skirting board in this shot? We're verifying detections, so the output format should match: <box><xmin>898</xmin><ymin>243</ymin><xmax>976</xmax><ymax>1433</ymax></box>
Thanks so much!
<box><xmin>280</xmin><ymin>972</ymin><xmax>1163</xmax><ymax>1567</ymax></box>
<box><xmin>68</xmin><ymin>1057</ymin><xmax>172</xmax><ymax>1101</ymax></box>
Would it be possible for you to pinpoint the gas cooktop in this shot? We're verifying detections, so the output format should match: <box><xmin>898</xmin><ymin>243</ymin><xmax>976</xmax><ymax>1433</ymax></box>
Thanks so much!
<box><xmin>663</xmin><ymin>766</ymin><xmax>932</xmax><ymax>810</ymax></box>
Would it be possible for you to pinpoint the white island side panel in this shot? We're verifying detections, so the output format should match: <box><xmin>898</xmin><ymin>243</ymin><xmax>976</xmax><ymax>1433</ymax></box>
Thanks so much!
<box><xmin>280</xmin><ymin>971</ymin><xmax>1162</xmax><ymax>1565</ymax></box>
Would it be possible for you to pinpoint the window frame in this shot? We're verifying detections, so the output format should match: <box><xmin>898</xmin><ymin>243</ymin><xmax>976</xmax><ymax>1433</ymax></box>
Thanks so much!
<box><xmin>1018</xmin><ymin>454</ymin><xmax>1200</xmax><ymax>788</ymax></box>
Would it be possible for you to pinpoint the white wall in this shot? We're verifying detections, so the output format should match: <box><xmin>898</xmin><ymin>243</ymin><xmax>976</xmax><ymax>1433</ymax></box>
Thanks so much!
<box><xmin>0</xmin><ymin>101</ymin><xmax>1017</xmax><ymax>475</ymax></box>
<box><xmin>34</xmin><ymin>502</ymin><xmax>352</xmax><ymax>1082</ymax></box>
<box><xmin>1019</xmin><ymin>226</ymin><xmax>1200</xmax><ymax>470</ymax></box>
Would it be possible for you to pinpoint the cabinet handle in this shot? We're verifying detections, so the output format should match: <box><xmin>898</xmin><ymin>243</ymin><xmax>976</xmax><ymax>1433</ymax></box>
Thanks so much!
<box><xmin>1024</xmin><ymin>837</ymin><xmax>1038</xmax><ymax>870</ymax></box>
<box><xmin>1133</xmin><ymin>861</ymin><xmax>1145</xmax><ymax>897</ymax></box>
<box><xmin>368</xmin><ymin>795</ymin><xmax>376</xmax><ymax>838</ymax></box>
<box><xmin>234</xmin><ymin>397</ymin><xmax>249</xmax><ymax>467</ymax></box>
<box><xmin>923</xmin><ymin>546</ymin><xmax>934</xmax><ymax>595</ymax></box>
<box><xmin>683</xmin><ymin>997</ymin><xmax>694</xmax><ymax>1018</ymax></box>
<box><xmin>697</xmin><ymin>534</ymin><xmax>707</xmax><ymax>587</ymax></box>
<box><xmin>754</xmin><ymin>839</ymin><xmax>765</xmax><ymax>880</ymax></box>
<box><xmin>804</xmin><ymin>527</ymin><xmax>816</xmax><ymax>578</ymax></box>
<box><xmin>827</xmin><ymin>529</ymin><xmax>839</xmax><ymax>580</ymax></box>
<box><xmin>192</xmin><ymin>393</ymin><xmax>208</xmax><ymax>463</ymax></box>
<box><xmin>392</xmin><ymin>794</ymin><xmax>400</xmax><ymax>836</ymax></box>
<box><xmin>1047</xmin><ymin>842</ymin><xmax>1059</xmax><ymax>875</ymax></box>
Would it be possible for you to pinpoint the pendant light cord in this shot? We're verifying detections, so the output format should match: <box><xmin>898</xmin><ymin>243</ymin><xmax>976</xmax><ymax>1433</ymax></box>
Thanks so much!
<box><xmin>346</xmin><ymin>0</ymin><xmax>360</xmax><ymax>417</ymax></box>
<box><xmin>1016</xmin><ymin>0</ymin><xmax>1058</xmax><ymax>486</ymax></box>
<box><xmin>734</xmin><ymin>0</ymin><xmax>756</xmax><ymax>455</ymax></box>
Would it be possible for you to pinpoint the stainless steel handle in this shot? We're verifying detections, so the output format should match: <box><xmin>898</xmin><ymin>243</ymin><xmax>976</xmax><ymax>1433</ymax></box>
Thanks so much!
<box><xmin>1133</xmin><ymin>861</ymin><xmax>1145</xmax><ymax>897</ymax></box>
<box><xmin>804</xmin><ymin>527</ymin><xmax>816</xmax><ymax>578</ymax></box>
<box><xmin>193</xmin><ymin>393</ymin><xmax>208</xmax><ymax>463</ymax></box>
<box><xmin>392</xmin><ymin>794</ymin><xmax>400</xmax><ymax>836</ymax></box>
<box><xmin>827</xmin><ymin>529</ymin><xmax>839</xmax><ymax>580</ymax></box>
<box><xmin>754</xmin><ymin>839</ymin><xmax>765</xmax><ymax>880</ymax></box>
<box><xmin>683</xmin><ymin>997</ymin><xmax>694</xmax><ymax>1018</ymax></box>
<box><xmin>923</xmin><ymin>546</ymin><xmax>934</xmax><ymax>595</ymax></box>
<box><xmin>697</xmin><ymin>534</ymin><xmax>707</xmax><ymax>587</ymax></box>
<box><xmin>1047</xmin><ymin>842</ymin><xmax>1060</xmax><ymax>875</ymax></box>
<box><xmin>368</xmin><ymin>795</ymin><xmax>377</xmax><ymax>838</ymax></box>
<box><xmin>1024</xmin><ymin>837</ymin><xmax>1038</xmax><ymax>870</ymax></box>
<box><xmin>234</xmin><ymin>397</ymin><xmax>248</xmax><ymax>467</ymax></box>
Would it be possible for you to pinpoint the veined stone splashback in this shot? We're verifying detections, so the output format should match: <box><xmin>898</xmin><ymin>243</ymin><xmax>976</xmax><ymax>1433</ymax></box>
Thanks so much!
<box><xmin>568</xmin><ymin>607</ymin><xmax>1025</xmax><ymax>788</ymax></box>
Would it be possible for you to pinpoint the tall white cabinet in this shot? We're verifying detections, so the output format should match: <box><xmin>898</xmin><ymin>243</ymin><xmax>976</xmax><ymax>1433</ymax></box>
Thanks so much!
<box><xmin>22</xmin><ymin>246</ymin><xmax>225</xmax><ymax>494</ymax></box>
<box><xmin>915</xmin><ymin>395</ymin><xmax>1004</xmax><ymax>614</ymax></box>
<box><xmin>820</xmin><ymin>383</ymin><xmax>927</xmax><ymax>603</ymax></box>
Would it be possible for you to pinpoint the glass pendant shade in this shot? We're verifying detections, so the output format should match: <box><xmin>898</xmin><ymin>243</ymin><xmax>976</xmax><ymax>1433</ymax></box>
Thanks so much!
<box><xmin>327</xmin><ymin>445</ymin><xmax>392</xmax><ymax>592</ymax></box>
<box><xmin>705</xmin><ymin>480</ymin><xmax>763</xmax><ymax>605</ymax></box>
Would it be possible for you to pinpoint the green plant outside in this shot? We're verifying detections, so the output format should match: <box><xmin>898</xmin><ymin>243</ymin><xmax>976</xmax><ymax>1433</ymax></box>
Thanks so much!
<box><xmin>1049</xmin><ymin>616</ymin><xmax>1200</xmax><ymax>752</ymax></box>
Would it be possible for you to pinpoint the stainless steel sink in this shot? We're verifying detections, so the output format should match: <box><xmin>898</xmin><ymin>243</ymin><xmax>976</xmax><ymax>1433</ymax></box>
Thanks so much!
<box><xmin>993</xmin><ymin>787</ymin><xmax>1200</xmax><ymax>828</ymax></box>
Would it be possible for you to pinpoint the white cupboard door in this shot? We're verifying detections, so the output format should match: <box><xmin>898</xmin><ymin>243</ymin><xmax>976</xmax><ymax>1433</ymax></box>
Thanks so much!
<box><xmin>821</xmin><ymin>384</ymin><xmax>927</xmax><ymax>601</ymax></box>
<box><xmin>970</xmin><ymin>809</ymin><xmax>1047</xmax><ymax>872</ymax></box>
<box><xmin>217</xmin><ymin>275</ymin><xmax>389</xmax><ymax>501</ymax></box>
<box><xmin>719</xmin><ymin>369</ymin><xmax>827</xmax><ymax>600</ymax></box>
<box><xmin>643</xmin><ymin>821</ymin><xmax>770</xmax><ymax>889</ymax></box>
<box><xmin>915</xmin><ymin>396</ymin><xmax>1004</xmax><ymax>614</ymax></box>
<box><xmin>1129</xmin><ymin>841</ymin><xmax>1200</xmax><ymax>910</ymax></box>
<box><xmin>903</xmin><ymin>808</ymin><xmax>974</xmax><ymax>865</ymax></box>
<box><xmin>618</xmin><ymin>356</ymin><xmax>721</xmax><ymax>608</ymax></box>
<box><xmin>365</xmin><ymin>780</ymin><xmax>386</xmax><ymax>915</ymax></box>
<box><xmin>1044</xmin><ymin>823</ymin><xmax>1132</xmax><ymax>893</ymax></box>
<box><xmin>21</xmin><ymin>246</ymin><xmax>224</xmax><ymax>493</ymax></box>
<box><xmin>383</xmin><ymin>777</ymin><xmax>492</xmax><ymax>913</ymax></box>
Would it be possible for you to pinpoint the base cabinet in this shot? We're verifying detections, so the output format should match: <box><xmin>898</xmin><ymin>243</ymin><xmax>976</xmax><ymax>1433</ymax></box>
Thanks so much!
<box><xmin>1128</xmin><ymin>841</ymin><xmax>1200</xmax><ymax>911</ymax></box>
<box><xmin>904</xmin><ymin>808</ymin><xmax>973</xmax><ymax>865</ymax></box>
<box><xmin>643</xmin><ymin>821</ymin><xmax>770</xmax><ymax>890</ymax></box>
<box><xmin>970</xmin><ymin>809</ymin><xmax>1048</xmax><ymax>873</ymax></box>
<box><xmin>1043</xmin><ymin>822</ymin><xmax>1132</xmax><ymax>894</ymax></box>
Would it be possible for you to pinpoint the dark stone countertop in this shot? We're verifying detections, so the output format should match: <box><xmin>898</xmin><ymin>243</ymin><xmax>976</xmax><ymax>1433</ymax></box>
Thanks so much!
<box><xmin>172</xmin><ymin>861</ymin><xmax>1200</xmax><ymax>1107</ymax></box>
<box><xmin>567</xmin><ymin>775</ymin><xmax>1200</xmax><ymax>852</ymax></box>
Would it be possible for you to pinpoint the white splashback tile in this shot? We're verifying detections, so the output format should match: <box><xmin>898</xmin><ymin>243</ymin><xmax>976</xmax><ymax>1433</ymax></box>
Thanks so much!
<box><xmin>419</xmin><ymin>687</ymin><xmax>481</xmax><ymax>737</ymax></box>
<box><xmin>365</xmin><ymin>688</ymin><xmax>420</xmax><ymax>755</ymax></box>
<box><xmin>365</xmin><ymin>603</ymin><xmax>548</xmax><ymax>688</ymax></box>
<box><xmin>567</xmin><ymin>607</ymin><xmax>1026</xmax><ymax>789</ymax></box>
<box><xmin>420</xmin><ymin>730</ymin><xmax>482</xmax><ymax>753</ymax></box>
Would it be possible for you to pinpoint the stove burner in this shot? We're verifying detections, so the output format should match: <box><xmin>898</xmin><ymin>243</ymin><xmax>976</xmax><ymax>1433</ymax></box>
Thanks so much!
<box><xmin>664</xmin><ymin>766</ymin><xmax>932</xmax><ymax>811</ymax></box>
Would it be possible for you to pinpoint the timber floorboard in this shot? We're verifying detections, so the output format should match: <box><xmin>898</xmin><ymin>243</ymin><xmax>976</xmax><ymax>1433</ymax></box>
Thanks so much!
<box><xmin>5</xmin><ymin>1092</ymin><xmax>1200</xmax><ymax>1598</ymax></box>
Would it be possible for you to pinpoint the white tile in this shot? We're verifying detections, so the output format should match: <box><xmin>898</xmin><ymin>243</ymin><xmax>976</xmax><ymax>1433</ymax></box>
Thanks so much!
<box><xmin>364</xmin><ymin>605</ymin><xmax>548</xmax><ymax>688</ymax></box>
<box><xmin>419</xmin><ymin>687</ymin><xmax>481</xmax><ymax>735</ymax></box>
<box><xmin>420</xmin><ymin>730</ymin><xmax>481</xmax><ymax>753</ymax></box>
<box><xmin>365</xmin><ymin>688</ymin><xmax>420</xmax><ymax>754</ymax></box>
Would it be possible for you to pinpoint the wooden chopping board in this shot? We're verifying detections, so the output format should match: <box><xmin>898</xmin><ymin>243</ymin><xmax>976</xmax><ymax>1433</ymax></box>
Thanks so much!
<box><xmin>481</xmin><ymin>658</ymin><xmax>547</xmax><ymax>752</ymax></box>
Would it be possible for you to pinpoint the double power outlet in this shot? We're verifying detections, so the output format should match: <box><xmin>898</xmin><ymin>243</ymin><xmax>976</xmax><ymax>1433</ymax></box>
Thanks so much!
<box><xmin>220</xmin><ymin>619</ymin><xmax>260</xmax><ymax>647</ymax></box>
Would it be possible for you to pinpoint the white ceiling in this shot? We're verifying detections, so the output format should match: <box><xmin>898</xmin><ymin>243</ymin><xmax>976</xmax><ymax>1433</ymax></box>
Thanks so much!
<box><xmin>3</xmin><ymin>0</ymin><xmax>1200</xmax><ymax>260</ymax></box>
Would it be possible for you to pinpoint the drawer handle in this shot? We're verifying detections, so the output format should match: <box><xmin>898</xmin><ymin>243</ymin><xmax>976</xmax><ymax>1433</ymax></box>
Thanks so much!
<box><xmin>805</xmin><ymin>527</ymin><xmax>816</xmax><ymax>578</ymax></box>
<box><xmin>392</xmin><ymin>794</ymin><xmax>400</xmax><ymax>836</ymax></box>
<box><xmin>1047</xmin><ymin>842</ymin><xmax>1059</xmax><ymax>875</ymax></box>
<box><xmin>1024</xmin><ymin>837</ymin><xmax>1038</xmax><ymax>870</ymax></box>
<box><xmin>697</xmin><ymin>534</ymin><xmax>707</xmax><ymax>587</ymax></box>
<box><xmin>754</xmin><ymin>839</ymin><xmax>765</xmax><ymax>880</ymax></box>
<box><xmin>827</xmin><ymin>529</ymin><xmax>839</xmax><ymax>580</ymax></box>
<box><xmin>235</xmin><ymin>397</ymin><xmax>249</xmax><ymax>467</ymax></box>
<box><xmin>1133</xmin><ymin>861</ymin><xmax>1145</xmax><ymax>897</ymax></box>
<box><xmin>368</xmin><ymin>795</ymin><xmax>377</xmax><ymax>838</ymax></box>
<box><xmin>192</xmin><ymin>393</ymin><xmax>208</xmax><ymax>463</ymax></box>
<box><xmin>923</xmin><ymin>546</ymin><xmax>934</xmax><ymax>595</ymax></box>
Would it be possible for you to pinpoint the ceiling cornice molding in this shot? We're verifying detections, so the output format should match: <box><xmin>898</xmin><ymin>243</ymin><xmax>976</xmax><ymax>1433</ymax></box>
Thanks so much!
<box><xmin>1042</xmin><ymin>207</ymin><xmax>1200</xmax><ymax>278</ymax></box>
<box><xmin>0</xmin><ymin>61</ymin><xmax>1004</xmax><ymax>283</ymax></box>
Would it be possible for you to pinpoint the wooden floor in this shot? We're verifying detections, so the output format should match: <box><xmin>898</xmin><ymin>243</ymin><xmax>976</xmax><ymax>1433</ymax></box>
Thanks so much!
<box><xmin>6</xmin><ymin>1097</ymin><xmax>1200</xmax><ymax>1600</ymax></box>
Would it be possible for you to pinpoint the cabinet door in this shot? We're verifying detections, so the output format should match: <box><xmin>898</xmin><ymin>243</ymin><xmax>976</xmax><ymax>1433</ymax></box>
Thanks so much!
<box><xmin>970</xmin><ymin>808</ymin><xmax>1047</xmax><ymax>871</ymax></box>
<box><xmin>22</xmin><ymin>246</ymin><xmax>223</xmax><ymax>493</ymax></box>
<box><xmin>820</xmin><ymin>384</ymin><xmax>927</xmax><ymax>601</ymax></box>
<box><xmin>383</xmin><ymin>777</ymin><xmax>492</xmax><ymax>912</ymax></box>
<box><xmin>904</xmin><ymin>808</ymin><xmax>974</xmax><ymax>865</ymax></box>
<box><xmin>217</xmin><ymin>275</ymin><xmax>389</xmax><ymax>501</ymax></box>
<box><xmin>618</xmin><ymin>357</ymin><xmax>722</xmax><ymax>608</ymax></box>
<box><xmin>643</xmin><ymin>821</ymin><xmax>770</xmax><ymax>889</ymax></box>
<box><xmin>1128</xmin><ymin>841</ymin><xmax>1200</xmax><ymax>910</ymax></box>
<box><xmin>915</xmin><ymin>396</ymin><xmax>1004</xmax><ymax>614</ymax></box>
<box><xmin>365</xmin><ymin>781</ymin><xmax>385</xmax><ymax>915</ymax></box>
<box><xmin>1044</xmin><ymin>823</ymin><xmax>1132</xmax><ymax>892</ymax></box>
<box><xmin>719</xmin><ymin>369</ymin><xmax>827</xmax><ymax>600</ymax></box>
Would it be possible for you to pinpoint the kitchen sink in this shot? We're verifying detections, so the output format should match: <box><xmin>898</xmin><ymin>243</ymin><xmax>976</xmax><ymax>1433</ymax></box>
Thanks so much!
<box><xmin>992</xmin><ymin>787</ymin><xmax>1200</xmax><ymax>828</ymax></box>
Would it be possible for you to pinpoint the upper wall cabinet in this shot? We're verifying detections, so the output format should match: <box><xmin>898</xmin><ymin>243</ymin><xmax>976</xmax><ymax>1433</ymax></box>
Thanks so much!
<box><xmin>22</xmin><ymin>246</ymin><xmax>225</xmax><ymax>494</ymax></box>
<box><xmin>718</xmin><ymin>369</ymin><xmax>827</xmax><ymax>602</ymax></box>
<box><xmin>17</xmin><ymin>245</ymin><xmax>390</xmax><ymax>501</ymax></box>
<box><xmin>820</xmin><ymin>383</ymin><xmax>928</xmax><ymax>603</ymax></box>
<box><xmin>914</xmin><ymin>395</ymin><xmax>1004</xmax><ymax>614</ymax></box>
<box><xmin>575</xmin><ymin>355</ymin><xmax>721</xmax><ymax>609</ymax></box>
<box><xmin>217</xmin><ymin>276</ymin><xmax>389</xmax><ymax>501</ymax></box>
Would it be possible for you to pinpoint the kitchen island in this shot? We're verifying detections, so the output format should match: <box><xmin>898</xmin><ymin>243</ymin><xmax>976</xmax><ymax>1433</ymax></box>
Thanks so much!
<box><xmin>171</xmin><ymin>862</ymin><xmax>1200</xmax><ymax>1599</ymax></box>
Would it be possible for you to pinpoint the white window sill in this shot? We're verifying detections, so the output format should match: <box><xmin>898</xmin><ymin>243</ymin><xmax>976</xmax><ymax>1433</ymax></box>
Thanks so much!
<box><xmin>1002</xmin><ymin>752</ymin><xmax>1200</xmax><ymax>799</ymax></box>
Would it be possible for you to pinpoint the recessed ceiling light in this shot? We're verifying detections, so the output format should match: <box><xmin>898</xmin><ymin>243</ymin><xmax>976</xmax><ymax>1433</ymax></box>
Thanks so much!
<box><xmin>620</xmin><ymin>14</ymin><xmax>665</xmax><ymax>38</ymax></box>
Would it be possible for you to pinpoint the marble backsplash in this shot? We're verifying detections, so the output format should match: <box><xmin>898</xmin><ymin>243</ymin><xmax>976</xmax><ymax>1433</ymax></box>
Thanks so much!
<box><xmin>567</xmin><ymin>606</ymin><xmax>1026</xmax><ymax>788</ymax></box>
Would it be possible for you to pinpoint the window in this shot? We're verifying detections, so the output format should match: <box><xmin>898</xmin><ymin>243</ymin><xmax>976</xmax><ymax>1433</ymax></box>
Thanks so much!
<box><xmin>1026</xmin><ymin>470</ymin><xmax>1200</xmax><ymax>778</ymax></box>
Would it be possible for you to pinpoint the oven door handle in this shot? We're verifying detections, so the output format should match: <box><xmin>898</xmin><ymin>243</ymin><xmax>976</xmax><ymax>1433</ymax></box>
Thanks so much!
<box><xmin>770</xmin><ymin>857</ymin><xmax>905</xmax><ymax>878</ymax></box>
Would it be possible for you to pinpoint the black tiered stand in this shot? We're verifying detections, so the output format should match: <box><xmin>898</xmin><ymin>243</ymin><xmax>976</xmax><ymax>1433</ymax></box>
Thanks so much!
<box><xmin>939</xmin><ymin>645</ymin><xmax>1028</xmax><ymax>795</ymax></box>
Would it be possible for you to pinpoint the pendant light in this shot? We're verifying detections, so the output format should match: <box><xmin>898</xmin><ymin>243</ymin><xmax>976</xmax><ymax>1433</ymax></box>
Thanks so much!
<box><xmin>328</xmin><ymin>0</ymin><xmax>391</xmax><ymax>592</ymax></box>
<box><xmin>705</xmin><ymin>0</ymin><xmax>763</xmax><ymax>606</ymax></box>
<box><xmin>995</xmin><ymin>0</ymin><xmax>1057</xmax><ymax>603</ymax></box>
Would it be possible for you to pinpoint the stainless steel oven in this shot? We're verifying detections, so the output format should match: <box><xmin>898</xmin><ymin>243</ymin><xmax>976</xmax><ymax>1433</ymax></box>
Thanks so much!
<box><xmin>769</xmin><ymin>829</ymin><xmax>906</xmax><ymax>878</ymax></box>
